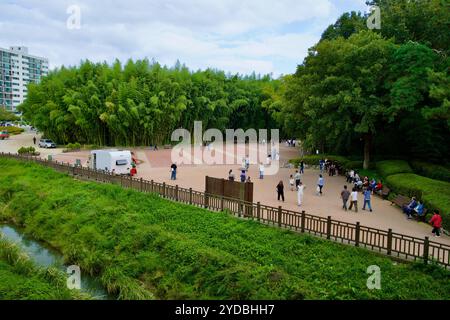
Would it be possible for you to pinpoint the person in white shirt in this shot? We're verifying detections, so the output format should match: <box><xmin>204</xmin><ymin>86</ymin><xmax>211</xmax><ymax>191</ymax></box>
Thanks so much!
<box><xmin>348</xmin><ymin>170</ymin><xmax>355</xmax><ymax>183</ymax></box>
<box><xmin>259</xmin><ymin>163</ymin><xmax>265</xmax><ymax>179</ymax></box>
<box><xmin>289</xmin><ymin>175</ymin><xmax>295</xmax><ymax>191</ymax></box>
<box><xmin>294</xmin><ymin>171</ymin><xmax>301</xmax><ymax>189</ymax></box>
<box><xmin>348</xmin><ymin>187</ymin><xmax>358</xmax><ymax>212</ymax></box>
<box><xmin>297</xmin><ymin>182</ymin><xmax>305</xmax><ymax>206</ymax></box>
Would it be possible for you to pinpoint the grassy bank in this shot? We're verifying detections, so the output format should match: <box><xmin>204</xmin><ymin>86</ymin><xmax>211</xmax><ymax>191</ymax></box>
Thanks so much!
<box><xmin>0</xmin><ymin>236</ymin><xmax>87</xmax><ymax>300</ymax></box>
<box><xmin>0</xmin><ymin>158</ymin><xmax>449</xmax><ymax>299</ymax></box>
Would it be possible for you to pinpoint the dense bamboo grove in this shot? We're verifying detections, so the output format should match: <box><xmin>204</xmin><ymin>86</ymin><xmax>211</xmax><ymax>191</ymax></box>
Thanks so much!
<box><xmin>20</xmin><ymin>60</ymin><xmax>278</xmax><ymax>146</ymax></box>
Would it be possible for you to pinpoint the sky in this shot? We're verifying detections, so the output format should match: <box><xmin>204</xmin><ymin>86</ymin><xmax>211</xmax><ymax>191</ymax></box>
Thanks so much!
<box><xmin>0</xmin><ymin>0</ymin><xmax>368</xmax><ymax>77</ymax></box>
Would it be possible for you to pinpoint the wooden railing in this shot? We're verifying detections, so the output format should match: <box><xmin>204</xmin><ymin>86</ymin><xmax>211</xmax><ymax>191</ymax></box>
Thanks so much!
<box><xmin>1</xmin><ymin>152</ymin><xmax>449</xmax><ymax>269</ymax></box>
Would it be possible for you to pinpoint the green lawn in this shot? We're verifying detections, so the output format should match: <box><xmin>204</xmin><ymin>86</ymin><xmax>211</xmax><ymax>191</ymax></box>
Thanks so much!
<box><xmin>0</xmin><ymin>158</ymin><xmax>449</xmax><ymax>300</ymax></box>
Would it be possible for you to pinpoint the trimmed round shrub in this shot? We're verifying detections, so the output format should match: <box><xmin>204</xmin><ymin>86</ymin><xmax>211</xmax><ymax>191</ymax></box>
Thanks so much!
<box><xmin>345</xmin><ymin>160</ymin><xmax>363</xmax><ymax>170</ymax></box>
<box><xmin>376</xmin><ymin>160</ymin><xmax>413</xmax><ymax>178</ymax></box>
<box><xmin>386</xmin><ymin>173</ymin><xmax>450</xmax><ymax>231</ymax></box>
<box><xmin>410</xmin><ymin>161</ymin><xmax>450</xmax><ymax>183</ymax></box>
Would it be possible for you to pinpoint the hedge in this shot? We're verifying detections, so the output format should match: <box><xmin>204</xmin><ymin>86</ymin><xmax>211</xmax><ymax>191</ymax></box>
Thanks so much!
<box><xmin>289</xmin><ymin>155</ymin><xmax>352</xmax><ymax>169</ymax></box>
<box><xmin>62</xmin><ymin>142</ymin><xmax>82</xmax><ymax>153</ymax></box>
<box><xmin>376</xmin><ymin>160</ymin><xmax>413</xmax><ymax>178</ymax></box>
<box><xmin>410</xmin><ymin>161</ymin><xmax>450</xmax><ymax>183</ymax></box>
<box><xmin>0</xmin><ymin>126</ymin><xmax>24</xmax><ymax>135</ymax></box>
<box><xmin>386</xmin><ymin>173</ymin><xmax>450</xmax><ymax>230</ymax></box>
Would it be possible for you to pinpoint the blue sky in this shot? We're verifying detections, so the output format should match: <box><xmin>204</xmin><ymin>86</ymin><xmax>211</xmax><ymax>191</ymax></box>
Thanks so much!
<box><xmin>0</xmin><ymin>0</ymin><xmax>368</xmax><ymax>76</ymax></box>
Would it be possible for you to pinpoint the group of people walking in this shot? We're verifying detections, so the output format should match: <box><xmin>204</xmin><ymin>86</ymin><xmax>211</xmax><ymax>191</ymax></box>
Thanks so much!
<box><xmin>340</xmin><ymin>185</ymin><xmax>373</xmax><ymax>212</ymax></box>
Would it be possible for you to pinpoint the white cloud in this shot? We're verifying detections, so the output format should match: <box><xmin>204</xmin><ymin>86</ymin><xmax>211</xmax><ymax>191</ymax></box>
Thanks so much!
<box><xmin>0</xmin><ymin>0</ymin><xmax>366</xmax><ymax>75</ymax></box>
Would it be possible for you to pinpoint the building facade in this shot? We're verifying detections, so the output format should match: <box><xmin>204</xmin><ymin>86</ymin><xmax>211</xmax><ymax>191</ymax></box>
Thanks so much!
<box><xmin>0</xmin><ymin>46</ymin><xmax>49</xmax><ymax>111</ymax></box>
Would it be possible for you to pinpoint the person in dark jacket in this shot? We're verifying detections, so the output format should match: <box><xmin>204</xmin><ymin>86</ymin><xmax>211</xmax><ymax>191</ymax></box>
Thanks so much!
<box><xmin>341</xmin><ymin>185</ymin><xmax>350</xmax><ymax>211</ymax></box>
<box><xmin>276</xmin><ymin>181</ymin><xmax>285</xmax><ymax>202</ymax></box>
<box><xmin>240</xmin><ymin>170</ymin><xmax>246</xmax><ymax>182</ymax></box>
<box><xmin>170</xmin><ymin>163</ymin><xmax>177</xmax><ymax>180</ymax></box>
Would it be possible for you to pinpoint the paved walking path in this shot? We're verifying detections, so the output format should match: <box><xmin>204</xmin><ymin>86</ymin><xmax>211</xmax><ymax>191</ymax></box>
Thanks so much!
<box><xmin>1</xmin><ymin>132</ymin><xmax>448</xmax><ymax>246</ymax></box>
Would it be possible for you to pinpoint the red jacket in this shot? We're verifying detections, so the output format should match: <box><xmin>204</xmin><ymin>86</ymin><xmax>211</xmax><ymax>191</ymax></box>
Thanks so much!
<box><xmin>430</xmin><ymin>214</ymin><xmax>442</xmax><ymax>228</ymax></box>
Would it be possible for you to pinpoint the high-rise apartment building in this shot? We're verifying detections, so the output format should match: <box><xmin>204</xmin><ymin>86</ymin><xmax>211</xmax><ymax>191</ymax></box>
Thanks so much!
<box><xmin>0</xmin><ymin>46</ymin><xmax>49</xmax><ymax>111</ymax></box>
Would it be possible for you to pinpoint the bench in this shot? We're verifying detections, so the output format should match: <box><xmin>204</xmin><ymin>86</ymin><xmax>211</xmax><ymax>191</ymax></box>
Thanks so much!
<box><xmin>163</xmin><ymin>144</ymin><xmax>172</xmax><ymax>149</ymax></box>
<box><xmin>380</xmin><ymin>186</ymin><xmax>390</xmax><ymax>199</ymax></box>
<box><xmin>390</xmin><ymin>195</ymin><xmax>411</xmax><ymax>208</ymax></box>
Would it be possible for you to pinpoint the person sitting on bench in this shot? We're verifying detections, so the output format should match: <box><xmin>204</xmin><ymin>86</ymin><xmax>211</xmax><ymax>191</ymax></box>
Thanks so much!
<box><xmin>369</xmin><ymin>179</ymin><xmax>376</xmax><ymax>192</ymax></box>
<box><xmin>403</xmin><ymin>197</ymin><xmax>417</xmax><ymax>219</ymax></box>
<box><xmin>414</xmin><ymin>202</ymin><xmax>425</xmax><ymax>217</ymax></box>
<box><xmin>354</xmin><ymin>177</ymin><xmax>363</xmax><ymax>191</ymax></box>
<box><xmin>375</xmin><ymin>181</ymin><xmax>383</xmax><ymax>193</ymax></box>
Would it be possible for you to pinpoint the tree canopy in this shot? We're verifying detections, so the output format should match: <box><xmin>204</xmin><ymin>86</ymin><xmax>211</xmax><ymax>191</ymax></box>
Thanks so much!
<box><xmin>20</xmin><ymin>60</ymin><xmax>278</xmax><ymax>146</ymax></box>
<box><xmin>270</xmin><ymin>0</ymin><xmax>450</xmax><ymax>167</ymax></box>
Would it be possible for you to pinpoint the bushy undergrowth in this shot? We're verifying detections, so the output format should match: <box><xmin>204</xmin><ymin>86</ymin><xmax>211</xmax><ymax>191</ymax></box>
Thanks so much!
<box><xmin>17</xmin><ymin>147</ymin><xmax>39</xmax><ymax>156</ymax></box>
<box><xmin>386</xmin><ymin>173</ymin><xmax>450</xmax><ymax>230</ymax></box>
<box><xmin>376</xmin><ymin>160</ymin><xmax>413</xmax><ymax>178</ymax></box>
<box><xmin>0</xmin><ymin>236</ymin><xmax>87</xmax><ymax>300</ymax></box>
<box><xmin>0</xmin><ymin>158</ymin><xmax>449</xmax><ymax>300</ymax></box>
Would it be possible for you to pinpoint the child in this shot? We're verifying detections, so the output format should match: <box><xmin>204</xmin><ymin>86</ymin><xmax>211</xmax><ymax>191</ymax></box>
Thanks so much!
<box><xmin>289</xmin><ymin>175</ymin><xmax>295</xmax><ymax>191</ymax></box>
<box><xmin>429</xmin><ymin>210</ymin><xmax>442</xmax><ymax>237</ymax></box>
<box><xmin>317</xmin><ymin>174</ymin><xmax>324</xmax><ymax>196</ymax></box>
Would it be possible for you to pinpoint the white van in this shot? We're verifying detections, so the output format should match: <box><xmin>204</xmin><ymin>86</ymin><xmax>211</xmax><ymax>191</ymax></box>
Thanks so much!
<box><xmin>89</xmin><ymin>149</ymin><xmax>132</xmax><ymax>175</ymax></box>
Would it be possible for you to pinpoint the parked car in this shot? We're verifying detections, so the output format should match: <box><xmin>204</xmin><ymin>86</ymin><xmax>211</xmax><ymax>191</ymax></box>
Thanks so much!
<box><xmin>39</xmin><ymin>139</ymin><xmax>56</xmax><ymax>148</ymax></box>
<box><xmin>0</xmin><ymin>131</ymin><xmax>10</xmax><ymax>140</ymax></box>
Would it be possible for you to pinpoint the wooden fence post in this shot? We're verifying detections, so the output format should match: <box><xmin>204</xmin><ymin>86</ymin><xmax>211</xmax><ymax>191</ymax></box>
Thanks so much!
<box><xmin>278</xmin><ymin>206</ymin><xmax>282</xmax><ymax>227</ymax></box>
<box><xmin>257</xmin><ymin>202</ymin><xmax>261</xmax><ymax>221</ymax></box>
<box><xmin>301</xmin><ymin>211</ymin><xmax>306</xmax><ymax>233</ymax></box>
<box><xmin>221</xmin><ymin>196</ymin><xmax>224</xmax><ymax>211</ymax></box>
<box><xmin>151</xmin><ymin>180</ymin><xmax>154</xmax><ymax>193</ymax></box>
<box><xmin>387</xmin><ymin>229</ymin><xmax>393</xmax><ymax>255</ymax></box>
<box><xmin>162</xmin><ymin>182</ymin><xmax>166</xmax><ymax>198</ymax></box>
<box><xmin>238</xmin><ymin>200</ymin><xmax>243</xmax><ymax>217</ymax></box>
<box><xmin>204</xmin><ymin>193</ymin><xmax>209</xmax><ymax>209</ymax></box>
<box><xmin>327</xmin><ymin>216</ymin><xmax>332</xmax><ymax>240</ymax></box>
<box><xmin>175</xmin><ymin>185</ymin><xmax>179</xmax><ymax>201</ymax></box>
<box><xmin>189</xmin><ymin>188</ymin><xmax>193</xmax><ymax>205</ymax></box>
<box><xmin>423</xmin><ymin>236</ymin><xmax>430</xmax><ymax>264</ymax></box>
<box><xmin>355</xmin><ymin>222</ymin><xmax>361</xmax><ymax>247</ymax></box>
<box><xmin>140</xmin><ymin>178</ymin><xmax>143</xmax><ymax>192</ymax></box>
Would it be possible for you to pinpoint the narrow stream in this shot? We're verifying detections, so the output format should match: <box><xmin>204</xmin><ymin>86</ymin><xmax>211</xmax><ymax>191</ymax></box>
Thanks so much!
<box><xmin>0</xmin><ymin>224</ymin><xmax>116</xmax><ymax>300</ymax></box>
